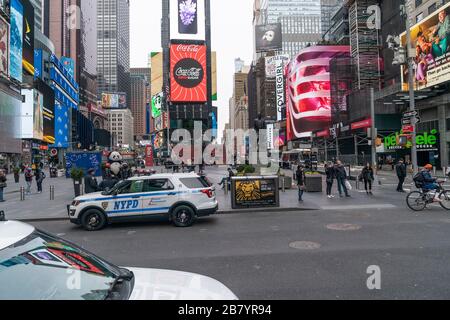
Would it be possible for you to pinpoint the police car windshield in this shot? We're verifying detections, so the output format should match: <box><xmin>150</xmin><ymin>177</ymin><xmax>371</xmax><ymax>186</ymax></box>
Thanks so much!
<box><xmin>104</xmin><ymin>180</ymin><xmax>131</xmax><ymax>195</ymax></box>
<box><xmin>0</xmin><ymin>230</ymin><xmax>133</xmax><ymax>300</ymax></box>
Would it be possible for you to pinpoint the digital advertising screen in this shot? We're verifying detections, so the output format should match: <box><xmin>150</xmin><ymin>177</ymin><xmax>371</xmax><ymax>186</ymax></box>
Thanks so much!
<box><xmin>152</xmin><ymin>92</ymin><xmax>163</xmax><ymax>119</ymax></box>
<box><xmin>36</xmin><ymin>80</ymin><xmax>55</xmax><ymax>144</ymax></box>
<box><xmin>9</xmin><ymin>0</ymin><xmax>23</xmax><ymax>82</ymax></box>
<box><xmin>0</xmin><ymin>15</ymin><xmax>9</xmax><ymax>77</ymax></box>
<box><xmin>33</xmin><ymin>90</ymin><xmax>44</xmax><ymax>140</ymax></box>
<box><xmin>401</xmin><ymin>2</ymin><xmax>450</xmax><ymax>90</ymax></box>
<box><xmin>286</xmin><ymin>45</ymin><xmax>350</xmax><ymax>141</ymax></box>
<box><xmin>170</xmin><ymin>44</ymin><xmax>207</xmax><ymax>103</ymax></box>
<box><xmin>151</xmin><ymin>52</ymin><xmax>163</xmax><ymax>97</ymax></box>
<box><xmin>170</xmin><ymin>0</ymin><xmax>206</xmax><ymax>41</ymax></box>
<box><xmin>255</xmin><ymin>23</ymin><xmax>283</xmax><ymax>53</ymax></box>
<box><xmin>51</xmin><ymin>102</ymin><xmax>69</xmax><ymax>148</ymax></box>
<box><xmin>22</xmin><ymin>0</ymin><xmax>34</xmax><ymax>75</ymax></box>
<box><xmin>61</xmin><ymin>56</ymin><xmax>75</xmax><ymax>78</ymax></box>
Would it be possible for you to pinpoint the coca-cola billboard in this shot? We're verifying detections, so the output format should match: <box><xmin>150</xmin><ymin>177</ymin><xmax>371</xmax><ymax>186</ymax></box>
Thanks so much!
<box><xmin>170</xmin><ymin>44</ymin><xmax>207</xmax><ymax>102</ymax></box>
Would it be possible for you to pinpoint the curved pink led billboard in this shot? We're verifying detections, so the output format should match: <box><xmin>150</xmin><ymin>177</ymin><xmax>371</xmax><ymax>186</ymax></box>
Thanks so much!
<box><xmin>286</xmin><ymin>45</ymin><xmax>350</xmax><ymax>141</ymax></box>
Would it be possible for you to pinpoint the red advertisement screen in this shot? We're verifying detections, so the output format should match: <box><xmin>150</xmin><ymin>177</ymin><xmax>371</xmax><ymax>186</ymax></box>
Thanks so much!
<box><xmin>286</xmin><ymin>45</ymin><xmax>350</xmax><ymax>141</ymax></box>
<box><xmin>170</xmin><ymin>44</ymin><xmax>207</xmax><ymax>102</ymax></box>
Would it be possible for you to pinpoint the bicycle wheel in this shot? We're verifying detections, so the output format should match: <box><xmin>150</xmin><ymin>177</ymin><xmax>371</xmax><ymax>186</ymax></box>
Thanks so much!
<box><xmin>406</xmin><ymin>191</ymin><xmax>427</xmax><ymax>211</ymax></box>
<box><xmin>439</xmin><ymin>191</ymin><xmax>450</xmax><ymax>210</ymax></box>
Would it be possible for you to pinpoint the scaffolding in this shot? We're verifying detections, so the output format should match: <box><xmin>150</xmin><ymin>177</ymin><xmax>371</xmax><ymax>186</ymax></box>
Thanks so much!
<box><xmin>347</xmin><ymin>0</ymin><xmax>383</xmax><ymax>90</ymax></box>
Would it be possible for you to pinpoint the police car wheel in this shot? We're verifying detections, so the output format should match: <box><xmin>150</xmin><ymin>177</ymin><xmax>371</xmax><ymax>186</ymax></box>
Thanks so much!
<box><xmin>81</xmin><ymin>209</ymin><xmax>107</xmax><ymax>231</ymax></box>
<box><xmin>172</xmin><ymin>206</ymin><xmax>196</xmax><ymax>227</ymax></box>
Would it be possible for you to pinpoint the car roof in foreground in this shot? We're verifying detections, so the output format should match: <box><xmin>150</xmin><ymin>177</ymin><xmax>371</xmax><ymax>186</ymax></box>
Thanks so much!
<box><xmin>128</xmin><ymin>173</ymin><xmax>200</xmax><ymax>181</ymax></box>
<box><xmin>0</xmin><ymin>221</ymin><xmax>35</xmax><ymax>250</ymax></box>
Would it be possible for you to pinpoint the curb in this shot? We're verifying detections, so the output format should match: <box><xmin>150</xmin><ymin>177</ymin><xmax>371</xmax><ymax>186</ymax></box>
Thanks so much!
<box><xmin>16</xmin><ymin>207</ymin><xmax>319</xmax><ymax>223</ymax></box>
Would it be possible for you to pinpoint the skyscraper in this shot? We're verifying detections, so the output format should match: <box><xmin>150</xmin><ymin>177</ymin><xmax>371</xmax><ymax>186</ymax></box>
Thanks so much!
<box><xmin>30</xmin><ymin>0</ymin><xmax>44</xmax><ymax>32</ymax></box>
<box><xmin>130</xmin><ymin>68</ymin><xmax>151</xmax><ymax>138</ymax></box>
<box><xmin>97</xmin><ymin>0</ymin><xmax>130</xmax><ymax>105</ymax></box>
<box><xmin>320</xmin><ymin>0</ymin><xmax>344</xmax><ymax>40</ymax></box>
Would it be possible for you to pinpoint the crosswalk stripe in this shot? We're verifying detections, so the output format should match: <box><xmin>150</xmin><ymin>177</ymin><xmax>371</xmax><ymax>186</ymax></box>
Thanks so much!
<box><xmin>320</xmin><ymin>204</ymin><xmax>397</xmax><ymax>211</ymax></box>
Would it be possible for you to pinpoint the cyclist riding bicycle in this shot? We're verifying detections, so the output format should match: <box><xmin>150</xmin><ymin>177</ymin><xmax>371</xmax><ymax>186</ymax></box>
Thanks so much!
<box><xmin>420</xmin><ymin>164</ymin><xmax>440</xmax><ymax>191</ymax></box>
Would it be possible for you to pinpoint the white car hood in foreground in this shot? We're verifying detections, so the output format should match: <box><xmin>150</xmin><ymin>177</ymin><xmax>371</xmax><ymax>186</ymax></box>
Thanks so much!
<box><xmin>127</xmin><ymin>268</ymin><xmax>238</xmax><ymax>300</ymax></box>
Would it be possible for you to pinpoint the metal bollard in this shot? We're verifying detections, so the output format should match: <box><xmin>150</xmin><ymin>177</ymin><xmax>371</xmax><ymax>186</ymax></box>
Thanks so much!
<box><xmin>20</xmin><ymin>186</ymin><xmax>25</xmax><ymax>201</ymax></box>
<box><xmin>282</xmin><ymin>176</ymin><xmax>286</xmax><ymax>193</ymax></box>
<box><xmin>50</xmin><ymin>185</ymin><xmax>55</xmax><ymax>201</ymax></box>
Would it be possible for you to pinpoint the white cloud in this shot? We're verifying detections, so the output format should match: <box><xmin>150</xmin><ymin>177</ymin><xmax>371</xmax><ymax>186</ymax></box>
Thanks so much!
<box><xmin>130</xmin><ymin>0</ymin><xmax>254</xmax><ymax>141</ymax></box>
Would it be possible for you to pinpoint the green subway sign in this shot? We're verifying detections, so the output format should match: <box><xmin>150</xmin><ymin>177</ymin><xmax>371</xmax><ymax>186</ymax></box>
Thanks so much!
<box><xmin>384</xmin><ymin>129</ymin><xmax>439</xmax><ymax>150</ymax></box>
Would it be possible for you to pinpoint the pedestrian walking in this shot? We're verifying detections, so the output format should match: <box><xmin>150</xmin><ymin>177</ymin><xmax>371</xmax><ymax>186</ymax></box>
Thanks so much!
<box><xmin>24</xmin><ymin>168</ymin><xmax>33</xmax><ymax>195</ymax></box>
<box><xmin>84</xmin><ymin>169</ymin><xmax>99</xmax><ymax>194</ymax></box>
<box><xmin>35</xmin><ymin>168</ymin><xmax>46</xmax><ymax>194</ymax></box>
<box><xmin>0</xmin><ymin>170</ymin><xmax>7</xmax><ymax>202</ymax></box>
<box><xmin>361</xmin><ymin>163</ymin><xmax>375</xmax><ymax>195</ymax></box>
<box><xmin>334</xmin><ymin>160</ymin><xmax>350</xmax><ymax>198</ymax></box>
<box><xmin>396</xmin><ymin>159</ymin><xmax>407</xmax><ymax>193</ymax></box>
<box><xmin>296</xmin><ymin>165</ymin><xmax>306</xmax><ymax>202</ymax></box>
<box><xmin>325</xmin><ymin>162</ymin><xmax>335</xmax><ymax>199</ymax></box>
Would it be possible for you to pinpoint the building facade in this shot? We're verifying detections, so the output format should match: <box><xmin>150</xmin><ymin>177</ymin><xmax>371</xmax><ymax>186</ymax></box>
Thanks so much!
<box><xmin>130</xmin><ymin>68</ymin><xmax>150</xmax><ymax>138</ymax></box>
<box><xmin>107</xmin><ymin>108</ymin><xmax>134</xmax><ymax>147</ymax></box>
<box><xmin>97</xmin><ymin>0</ymin><xmax>130</xmax><ymax>104</ymax></box>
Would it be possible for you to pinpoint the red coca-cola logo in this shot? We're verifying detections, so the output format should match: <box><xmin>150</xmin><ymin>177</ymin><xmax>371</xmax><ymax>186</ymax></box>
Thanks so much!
<box><xmin>173</xmin><ymin>58</ymin><xmax>204</xmax><ymax>88</ymax></box>
<box><xmin>176</xmin><ymin>44</ymin><xmax>200</xmax><ymax>53</ymax></box>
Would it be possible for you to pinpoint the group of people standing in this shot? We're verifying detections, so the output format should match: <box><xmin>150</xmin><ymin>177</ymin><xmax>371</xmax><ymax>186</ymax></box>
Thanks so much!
<box><xmin>23</xmin><ymin>166</ymin><xmax>46</xmax><ymax>195</ymax></box>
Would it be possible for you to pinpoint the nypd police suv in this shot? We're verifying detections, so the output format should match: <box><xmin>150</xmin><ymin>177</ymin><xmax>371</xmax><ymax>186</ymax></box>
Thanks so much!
<box><xmin>68</xmin><ymin>173</ymin><xmax>218</xmax><ymax>231</ymax></box>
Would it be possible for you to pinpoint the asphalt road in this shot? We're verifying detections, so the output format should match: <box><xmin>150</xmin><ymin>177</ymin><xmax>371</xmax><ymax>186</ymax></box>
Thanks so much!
<box><xmin>29</xmin><ymin>206</ymin><xmax>450</xmax><ymax>300</ymax></box>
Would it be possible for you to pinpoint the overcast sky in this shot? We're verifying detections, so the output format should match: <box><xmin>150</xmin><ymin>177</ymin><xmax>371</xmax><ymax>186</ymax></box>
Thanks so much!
<box><xmin>130</xmin><ymin>0</ymin><xmax>254</xmax><ymax>141</ymax></box>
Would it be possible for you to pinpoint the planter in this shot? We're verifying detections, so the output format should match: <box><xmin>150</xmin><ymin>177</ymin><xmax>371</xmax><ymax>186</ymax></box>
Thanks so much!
<box><xmin>305</xmin><ymin>175</ymin><xmax>323</xmax><ymax>193</ymax></box>
<box><xmin>279</xmin><ymin>176</ymin><xmax>293</xmax><ymax>190</ymax></box>
<box><xmin>73</xmin><ymin>180</ymin><xmax>82</xmax><ymax>197</ymax></box>
<box><xmin>14</xmin><ymin>174</ymin><xmax>20</xmax><ymax>183</ymax></box>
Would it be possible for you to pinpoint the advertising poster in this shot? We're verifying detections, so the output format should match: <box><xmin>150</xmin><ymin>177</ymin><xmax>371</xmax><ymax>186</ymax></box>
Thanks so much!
<box><xmin>152</xmin><ymin>92</ymin><xmax>163</xmax><ymax>118</ymax></box>
<box><xmin>145</xmin><ymin>145</ymin><xmax>154</xmax><ymax>167</ymax></box>
<box><xmin>101</xmin><ymin>93</ymin><xmax>121</xmax><ymax>109</ymax></box>
<box><xmin>118</xmin><ymin>93</ymin><xmax>127</xmax><ymax>108</ymax></box>
<box><xmin>65</xmin><ymin>152</ymin><xmax>102</xmax><ymax>178</ymax></box>
<box><xmin>170</xmin><ymin>44</ymin><xmax>207</xmax><ymax>102</ymax></box>
<box><xmin>10</xmin><ymin>0</ymin><xmax>23</xmax><ymax>82</ymax></box>
<box><xmin>401</xmin><ymin>2</ymin><xmax>450</xmax><ymax>90</ymax></box>
<box><xmin>22</xmin><ymin>0</ymin><xmax>34</xmax><ymax>75</ymax></box>
<box><xmin>0</xmin><ymin>15</ymin><xmax>9</xmax><ymax>77</ymax></box>
<box><xmin>36</xmin><ymin>80</ymin><xmax>55</xmax><ymax>144</ymax></box>
<box><xmin>61</xmin><ymin>57</ymin><xmax>75</xmax><ymax>78</ymax></box>
<box><xmin>232</xmin><ymin>177</ymin><xmax>279</xmax><ymax>209</ymax></box>
<box><xmin>265</xmin><ymin>55</ymin><xmax>290</xmax><ymax>78</ymax></box>
<box><xmin>34</xmin><ymin>48</ymin><xmax>42</xmax><ymax>79</ymax></box>
<box><xmin>255</xmin><ymin>23</ymin><xmax>282</xmax><ymax>53</ymax></box>
<box><xmin>170</xmin><ymin>0</ymin><xmax>205</xmax><ymax>41</ymax></box>
<box><xmin>33</xmin><ymin>90</ymin><xmax>44</xmax><ymax>140</ymax></box>
<box><xmin>286</xmin><ymin>45</ymin><xmax>350</xmax><ymax>140</ymax></box>
<box><xmin>51</xmin><ymin>102</ymin><xmax>69</xmax><ymax>148</ymax></box>
<box><xmin>150</xmin><ymin>52</ymin><xmax>163</xmax><ymax>97</ymax></box>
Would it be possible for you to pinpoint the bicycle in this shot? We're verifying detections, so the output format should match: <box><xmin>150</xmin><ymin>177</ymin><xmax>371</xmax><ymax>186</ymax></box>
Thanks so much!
<box><xmin>406</xmin><ymin>180</ymin><xmax>450</xmax><ymax>212</ymax></box>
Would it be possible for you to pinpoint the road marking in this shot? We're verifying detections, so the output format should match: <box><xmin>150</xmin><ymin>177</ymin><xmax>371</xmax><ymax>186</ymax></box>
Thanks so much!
<box><xmin>289</xmin><ymin>241</ymin><xmax>321</xmax><ymax>250</ymax></box>
<box><xmin>326</xmin><ymin>223</ymin><xmax>362</xmax><ymax>231</ymax></box>
<box><xmin>320</xmin><ymin>204</ymin><xmax>397</xmax><ymax>211</ymax></box>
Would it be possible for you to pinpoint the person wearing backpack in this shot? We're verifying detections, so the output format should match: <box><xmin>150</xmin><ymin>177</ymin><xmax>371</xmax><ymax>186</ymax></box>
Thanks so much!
<box><xmin>396</xmin><ymin>159</ymin><xmax>407</xmax><ymax>193</ymax></box>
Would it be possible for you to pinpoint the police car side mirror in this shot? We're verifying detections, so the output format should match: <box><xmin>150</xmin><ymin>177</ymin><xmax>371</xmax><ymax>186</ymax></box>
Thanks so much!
<box><xmin>0</xmin><ymin>211</ymin><xmax>5</xmax><ymax>221</ymax></box>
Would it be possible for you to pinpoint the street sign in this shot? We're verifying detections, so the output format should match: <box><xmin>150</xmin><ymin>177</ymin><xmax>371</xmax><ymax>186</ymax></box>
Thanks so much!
<box><xmin>402</xmin><ymin>118</ymin><xmax>412</xmax><ymax>125</ymax></box>
<box><xmin>411</xmin><ymin>116</ymin><xmax>421</xmax><ymax>125</ymax></box>
<box><xmin>403</xmin><ymin>110</ymin><xmax>418</xmax><ymax>119</ymax></box>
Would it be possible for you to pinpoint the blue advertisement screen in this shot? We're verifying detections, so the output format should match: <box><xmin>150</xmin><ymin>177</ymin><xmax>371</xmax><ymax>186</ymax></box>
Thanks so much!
<box><xmin>50</xmin><ymin>102</ymin><xmax>69</xmax><ymax>148</ymax></box>
<box><xmin>34</xmin><ymin>49</ymin><xmax>42</xmax><ymax>79</ymax></box>
<box><xmin>10</xmin><ymin>0</ymin><xmax>23</xmax><ymax>82</ymax></box>
<box><xmin>65</xmin><ymin>152</ymin><xmax>102</xmax><ymax>178</ymax></box>
<box><xmin>61</xmin><ymin>57</ymin><xmax>75</xmax><ymax>78</ymax></box>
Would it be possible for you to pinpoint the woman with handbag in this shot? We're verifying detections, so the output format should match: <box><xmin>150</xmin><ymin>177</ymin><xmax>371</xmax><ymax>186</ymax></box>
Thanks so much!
<box><xmin>361</xmin><ymin>163</ymin><xmax>375</xmax><ymax>195</ymax></box>
<box><xmin>296</xmin><ymin>165</ymin><xmax>306</xmax><ymax>202</ymax></box>
<box><xmin>0</xmin><ymin>170</ymin><xmax>7</xmax><ymax>202</ymax></box>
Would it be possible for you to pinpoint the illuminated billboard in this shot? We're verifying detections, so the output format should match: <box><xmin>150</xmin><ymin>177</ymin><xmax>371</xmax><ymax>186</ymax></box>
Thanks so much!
<box><xmin>21</xmin><ymin>89</ymin><xmax>43</xmax><ymax>140</ymax></box>
<box><xmin>101</xmin><ymin>92</ymin><xmax>127</xmax><ymax>109</ymax></box>
<box><xmin>0</xmin><ymin>14</ymin><xmax>9</xmax><ymax>78</ymax></box>
<box><xmin>22</xmin><ymin>0</ymin><xmax>34</xmax><ymax>75</ymax></box>
<box><xmin>212</xmin><ymin>51</ymin><xmax>217</xmax><ymax>101</ymax></box>
<box><xmin>170</xmin><ymin>44</ymin><xmax>207</xmax><ymax>102</ymax></box>
<box><xmin>286</xmin><ymin>45</ymin><xmax>350</xmax><ymax>141</ymax></box>
<box><xmin>152</xmin><ymin>92</ymin><xmax>163</xmax><ymax>119</ymax></box>
<box><xmin>401</xmin><ymin>2</ymin><xmax>450</xmax><ymax>90</ymax></box>
<box><xmin>10</xmin><ymin>0</ymin><xmax>23</xmax><ymax>82</ymax></box>
<box><xmin>170</xmin><ymin>0</ymin><xmax>206</xmax><ymax>41</ymax></box>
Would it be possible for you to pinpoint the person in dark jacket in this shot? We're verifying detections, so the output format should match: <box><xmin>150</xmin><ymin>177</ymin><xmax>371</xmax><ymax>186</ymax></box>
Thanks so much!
<box><xmin>84</xmin><ymin>169</ymin><xmax>99</xmax><ymax>194</ymax></box>
<box><xmin>0</xmin><ymin>170</ymin><xmax>7</xmax><ymax>202</ymax></box>
<box><xmin>361</xmin><ymin>163</ymin><xmax>375</xmax><ymax>195</ymax></box>
<box><xmin>99</xmin><ymin>175</ymin><xmax>120</xmax><ymax>192</ymax></box>
<box><xmin>334</xmin><ymin>160</ymin><xmax>350</xmax><ymax>198</ymax></box>
<box><xmin>35</xmin><ymin>168</ymin><xmax>46</xmax><ymax>194</ymax></box>
<box><xmin>396</xmin><ymin>159</ymin><xmax>407</xmax><ymax>193</ymax></box>
<box><xmin>325</xmin><ymin>162</ymin><xmax>335</xmax><ymax>198</ymax></box>
<box><xmin>24</xmin><ymin>167</ymin><xmax>33</xmax><ymax>195</ymax></box>
<box><xmin>296</xmin><ymin>165</ymin><xmax>306</xmax><ymax>202</ymax></box>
